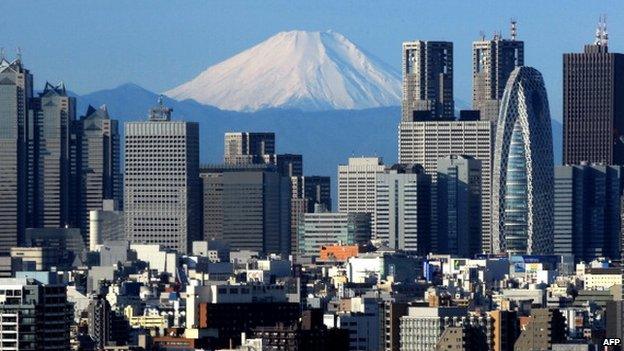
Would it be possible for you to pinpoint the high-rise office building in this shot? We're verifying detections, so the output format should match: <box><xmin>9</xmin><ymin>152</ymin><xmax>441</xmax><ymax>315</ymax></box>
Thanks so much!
<box><xmin>302</xmin><ymin>176</ymin><xmax>331</xmax><ymax>212</ymax></box>
<box><xmin>31</xmin><ymin>82</ymin><xmax>77</xmax><ymax>229</ymax></box>
<box><xmin>554</xmin><ymin>164</ymin><xmax>622</xmax><ymax>262</ymax></box>
<box><xmin>492</xmin><ymin>67</ymin><xmax>554</xmax><ymax>255</ymax></box>
<box><xmin>0</xmin><ymin>57</ymin><xmax>32</xmax><ymax>256</ymax></box>
<box><xmin>76</xmin><ymin>105</ymin><xmax>121</xmax><ymax>243</ymax></box>
<box><xmin>398</xmin><ymin>120</ymin><xmax>493</xmax><ymax>253</ymax></box>
<box><xmin>274</xmin><ymin>153</ymin><xmax>303</xmax><ymax>177</ymax></box>
<box><xmin>0</xmin><ymin>276</ymin><xmax>72</xmax><ymax>350</ymax></box>
<box><xmin>289</xmin><ymin>175</ymin><xmax>331</xmax><ymax>259</ymax></box>
<box><xmin>472</xmin><ymin>25</ymin><xmax>524</xmax><ymax>122</ymax></box>
<box><xmin>401</xmin><ymin>41</ymin><xmax>454</xmax><ymax>121</ymax></box>
<box><xmin>374</xmin><ymin>164</ymin><xmax>430</xmax><ymax>254</ymax></box>
<box><xmin>200</xmin><ymin>164</ymin><xmax>291</xmax><ymax>255</ymax></box>
<box><xmin>297</xmin><ymin>210</ymin><xmax>371</xmax><ymax>259</ymax></box>
<box><xmin>563</xmin><ymin>21</ymin><xmax>624</xmax><ymax>165</ymax></box>
<box><xmin>437</xmin><ymin>155</ymin><xmax>482</xmax><ymax>257</ymax></box>
<box><xmin>224</xmin><ymin>132</ymin><xmax>275</xmax><ymax>165</ymax></box>
<box><xmin>124</xmin><ymin>98</ymin><xmax>200</xmax><ymax>253</ymax></box>
<box><xmin>338</xmin><ymin>157</ymin><xmax>386</xmax><ymax>214</ymax></box>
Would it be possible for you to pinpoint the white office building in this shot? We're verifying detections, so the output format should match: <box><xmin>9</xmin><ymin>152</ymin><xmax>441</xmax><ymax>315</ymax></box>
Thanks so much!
<box><xmin>338</xmin><ymin>157</ymin><xmax>386</xmax><ymax>215</ymax></box>
<box><xmin>124</xmin><ymin>98</ymin><xmax>200</xmax><ymax>253</ymax></box>
<box><xmin>398</xmin><ymin>120</ymin><xmax>493</xmax><ymax>253</ymax></box>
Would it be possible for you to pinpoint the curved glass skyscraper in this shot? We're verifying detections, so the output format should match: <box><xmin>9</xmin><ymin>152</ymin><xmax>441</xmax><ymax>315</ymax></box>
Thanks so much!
<box><xmin>492</xmin><ymin>67</ymin><xmax>554</xmax><ymax>255</ymax></box>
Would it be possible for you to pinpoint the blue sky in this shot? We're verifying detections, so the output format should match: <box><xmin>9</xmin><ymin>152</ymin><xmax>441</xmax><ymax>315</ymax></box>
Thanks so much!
<box><xmin>2</xmin><ymin>0</ymin><xmax>623</xmax><ymax>120</ymax></box>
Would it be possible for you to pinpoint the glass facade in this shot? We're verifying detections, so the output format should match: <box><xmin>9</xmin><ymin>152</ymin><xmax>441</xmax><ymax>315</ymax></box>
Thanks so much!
<box><xmin>492</xmin><ymin>66</ymin><xmax>554</xmax><ymax>255</ymax></box>
<box><xmin>503</xmin><ymin>121</ymin><xmax>529</xmax><ymax>254</ymax></box>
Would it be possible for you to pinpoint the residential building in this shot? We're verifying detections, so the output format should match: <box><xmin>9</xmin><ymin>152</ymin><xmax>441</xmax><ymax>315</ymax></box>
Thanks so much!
<box><xmin>513</xmin><ymin>309</ymin><xmax>566</xmax><ymax>351</ymax></box>
<box><xmin>124</xmin><ymin>98</ymin><xmax>200</xmax><ymax>253</ymax></box>
<box><xmin>0</xmin><ymin>276</ymin><xmax>72</xmax><ymax>350</ymax></box>
<box><xmin>402</xmin><ymin>41</ymin><xmax>454</xmax><ymax>121</ymax></box>
<box><xmin>492</xmin><ymin>67</ymin><xmax>554</xmax><ymax>255</ymax></box>
<box><xmin>399</xmin><ymin>306</ymin><xmax>468</xmax><ymax>351</ymax></box>
<box><xmin>489</xmin><ymin>310</ymin><xmax>519</xmax><ymax>351</ymax></box>
<box><xmin>87</xmin><ymin>295</ymin><xmax>112</xmax><ymax>349</ymax></box>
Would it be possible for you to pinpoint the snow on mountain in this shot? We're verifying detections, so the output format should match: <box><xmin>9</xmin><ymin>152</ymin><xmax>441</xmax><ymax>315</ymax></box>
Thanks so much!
<box><xmin>165</xmin><ymin>30</ymin><xmax>401</xmax><ymax>111</ymax></box>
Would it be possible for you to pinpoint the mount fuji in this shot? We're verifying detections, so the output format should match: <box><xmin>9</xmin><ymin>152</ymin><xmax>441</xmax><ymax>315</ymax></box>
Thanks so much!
<box><xmin>165</xmin><ymin>30</ymin><xmax>401</xmax><ymax>111</ymax></box>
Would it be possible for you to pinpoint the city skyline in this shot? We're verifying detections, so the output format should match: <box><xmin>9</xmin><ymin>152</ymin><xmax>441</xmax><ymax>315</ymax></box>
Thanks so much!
<box><xmin>1</xmin><ymin>1</ymin><xmax>623</xmax><ymax>121</ymax></box>
<box><xmin>1</xmin><ymin>3</ymin><xmax>623</xmax><ymax>350</ymax></box>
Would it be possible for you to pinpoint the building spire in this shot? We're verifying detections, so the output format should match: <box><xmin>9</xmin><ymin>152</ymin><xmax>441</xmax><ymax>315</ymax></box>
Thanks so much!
<box><xmin>16</xmin><ymin>47</ymin><xmax>22</xmax><ymax>62</ymax></box>
<box><xmin>0</xmin><ymin>47</ymin><xmax>4</xmax><ymax>61</ymax></box>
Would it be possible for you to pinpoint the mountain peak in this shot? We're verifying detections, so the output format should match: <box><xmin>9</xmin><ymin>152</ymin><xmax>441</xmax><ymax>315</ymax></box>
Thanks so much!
<box><xmin>165</xmin><ymin>30</ymin><xmax>400</xmax><ymax>112</ymax></box>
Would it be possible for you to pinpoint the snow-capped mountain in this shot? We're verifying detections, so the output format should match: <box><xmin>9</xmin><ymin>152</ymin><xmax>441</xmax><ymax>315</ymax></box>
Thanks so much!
<box><xmin>165</xmin><ymin>30</ymin><xmax>401</xmax><ymax>111</ymax></box>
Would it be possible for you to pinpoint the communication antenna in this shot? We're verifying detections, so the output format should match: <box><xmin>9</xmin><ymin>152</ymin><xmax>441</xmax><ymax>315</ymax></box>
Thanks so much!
<box><xmin>479</xmin><ymin>31</ymin><xmax>485</xmax><ymax>41</ymax></box>
<box><xmin>595</xmin><ymin>14</ymin><xmax>608</xmax><ymax>46</ymax></box>
<box><xmin>0</xmin><ymin>47</ymin><xmax>5</xmax><ymax>61</ymax></box>
<box><xmin>16</xmin><ymin>47</ymin><xmax>22</xmax><ymax>62</ymax></box>
<box><xmin>510</xmin><ymin>19</ymin><xmax>518</xmax><ymax>41</ymax></box>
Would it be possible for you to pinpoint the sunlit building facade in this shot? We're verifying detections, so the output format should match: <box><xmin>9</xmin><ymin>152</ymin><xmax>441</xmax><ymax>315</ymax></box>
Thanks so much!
<box><xmin>492</xmin><ymin>67</ymin><xmax>554</xmax><ymax>255</ymax></box>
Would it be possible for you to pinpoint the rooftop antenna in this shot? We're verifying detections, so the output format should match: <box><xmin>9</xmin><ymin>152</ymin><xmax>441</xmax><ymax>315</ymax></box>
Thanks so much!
<box><xmin>510</xmin><ymin>19</ymin><xmax>518</xmax><ymax>41</ymax></box>
<box><xmin>16</xmin><ymin>47</ymin><xmax>22</xmax><ymax>62</ymax></box>
<box><xmin>0</xmin><ymin>47</ymin><xmax>4</xmax><ymax>61</ymax></box>
<box><xmin>479</xmin><ymin>30</ymin><xmax>485</xmax><ymax>41</ymax></box>
<box><xmin>595</xmin><ymin>14</ymin><xmax>608</xmax><ymax>46</ymax></box>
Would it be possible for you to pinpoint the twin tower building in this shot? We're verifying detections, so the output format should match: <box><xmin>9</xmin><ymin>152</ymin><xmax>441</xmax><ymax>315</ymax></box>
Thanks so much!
<box><xmin>399</xmin><ymin>20</ymin><xmax>624</xmax><ymax>258</ymax></box>
<box><xmin>399</xmin><ymin>26</ymin><xmax>553</xmax><ymax>256</ymax></box>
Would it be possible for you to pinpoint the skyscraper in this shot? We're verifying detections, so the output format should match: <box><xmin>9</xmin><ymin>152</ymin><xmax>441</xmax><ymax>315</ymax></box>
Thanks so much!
<box><xmin>554</xmin><ymin>164</ymin><xmax>622</xmax><ymax>262</ymax></box>
<box><xmin>274</xmin><ymin>153</ymin><xmax>303</xmax><ymax>177</ymax></box>
<box><xmin>401</xmin><ymin>41</ymin><xmax>454</xmax><ymax>121</ymax></box>
<box><xmin>290</xmin><ymin>175</ymin><xmax>331</xmax><ymax>260</ymax></box>
<box><xmin>563</xmin><ymin>20</ymin><xmax>624</xmax><ymax>165</ymax></box>
<box><xmin>374</xmin><ymin>164</ymin><xmax>430</xmax><ymax>254</ymax></box>
<box><xmin>224</xmin><ymin>132</ymin><xmax>275</xmax><ymax>164</ymax></box>
<box><xmin>338</xmin><ymin>157</ymin><xmax>386</xmax><ymax>214</ymax></box>
<box><xmin>437</xmin><ymin>155</ymin><xmax>482</xmax><ymax>257</ymax></box>
<box><xmin>200</xmin><ymin>164</ymin><xmax>291</xmax><ymax>255</ymax></box>
<box><xmin>398</xmin><ymin>120</ymin><xmax>493</xmax><ymax>253</ymax></box>
<box><xmin>492</xmin><ymin>66</ymin><xmax>554</xmax><ymax>255</ymax></box>
<box><xmin>0</xmin><ymin>57</ymin><xmax>32</xmax><ymax>256</ymax></box>
<box><xmin>302</xmin><ymin>176</ymin><xmax>331</xmax><ymax>212</ymax></box>
<box><xmin>76</xmin><ymin>105</ymin><xmax>121</xmax><ymax>242</ymax></box>
<box><xmin>297</xmin><ymin>210</ymin><xmax>371</xmax><ymax>259</ymax></box>
<box><xmin>472</xmin><ymin>24</ymin><xmax>524</xmax><ymax>122</ymax></box>
<box><xmin>124</xmin><ymin>98</ymin><xmax>200</xmax><ymax>253</ymax></box>
<box><xmin>32</xmin><ymin>82</ymin><xmax>77</xmax><ymax>229</ymax></box>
